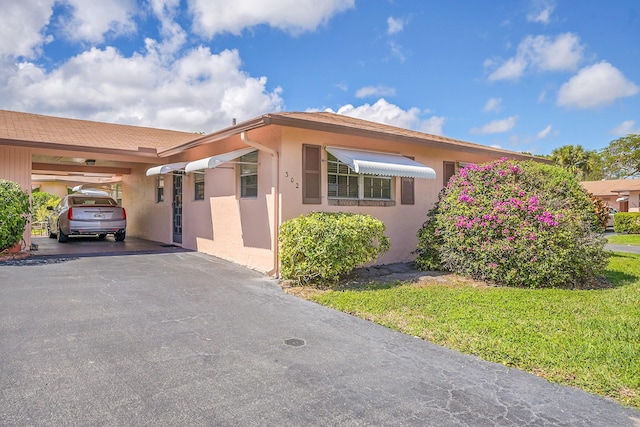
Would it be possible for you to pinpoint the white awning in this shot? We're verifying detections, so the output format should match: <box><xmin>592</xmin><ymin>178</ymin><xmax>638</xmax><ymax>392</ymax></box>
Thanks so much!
<box><xmin>184</xmin><ymin>148</ymin><xmax>256</xmax><ymax>173</ymax></box>
<box><xmin>146</xmin><ymin>162</ymin><xmax>188</xmax><ymax>176</ymax></box>
<box><xmin>616</xmin><ymin>197</ymin><xmax>629</xmax><ymax>202</ymax></box>
<box><xmin>325</xmin><ymin>146</ymin><xmax>436</xmax><ymax>179</ymax></box>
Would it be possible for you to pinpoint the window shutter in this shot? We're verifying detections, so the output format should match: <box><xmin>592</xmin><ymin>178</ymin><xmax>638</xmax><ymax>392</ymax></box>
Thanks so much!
<box><xmin>443</xmin><ymin>161</ymin><xmax>456</xmax><ymax>187</ymax></box>
<box><xmin>401</xmin><ymin>177</ymin><xmax>414</xmax><ymax>205</ymax></box>
<box><xmin>302</xmin><ymin>144</ymin><xmax>321</xmax><ymax>204</ymax></box>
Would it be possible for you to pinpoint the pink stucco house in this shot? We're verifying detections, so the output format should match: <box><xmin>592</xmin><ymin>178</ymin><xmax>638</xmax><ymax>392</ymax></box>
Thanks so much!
<box><xmin>1</xmin><ymin>109</ymin><xmax>543</xmax><ymax>275</ymax></box>
<box><xmin>581</xmin><ymin>179</ymin><xmax>640</xmax><ymax>213</ymax></box>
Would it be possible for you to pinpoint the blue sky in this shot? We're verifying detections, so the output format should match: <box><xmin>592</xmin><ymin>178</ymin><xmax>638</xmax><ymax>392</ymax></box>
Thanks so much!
<box><xmin>1</xmin><ymin>0</ymin><xmax>638</xmax><ymax>155</ymax></box>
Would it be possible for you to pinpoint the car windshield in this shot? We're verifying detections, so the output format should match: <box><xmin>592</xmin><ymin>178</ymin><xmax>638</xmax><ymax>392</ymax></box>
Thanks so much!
<box><xmin>70</xmin><ymin>197</ymin><xmax>117</xmax><ymax>206</ymax></box>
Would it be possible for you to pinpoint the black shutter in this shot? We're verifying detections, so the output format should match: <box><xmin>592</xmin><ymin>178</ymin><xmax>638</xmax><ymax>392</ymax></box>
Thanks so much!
<box><xmin>401</xmin><ymin>177</ymin><xmax>414</xmax><ymax>205</ymax></box>
<box><xmin>302</xmin><ymin>144</ymin><xmax>321</xmax><ymax>204</ymax></box>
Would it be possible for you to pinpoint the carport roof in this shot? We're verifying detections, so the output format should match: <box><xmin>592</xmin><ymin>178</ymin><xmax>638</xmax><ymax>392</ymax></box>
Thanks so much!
<box><xmin>0</xmin><ymin>110</ymin><xmax>198</xmax><ymax>155</ymax></box>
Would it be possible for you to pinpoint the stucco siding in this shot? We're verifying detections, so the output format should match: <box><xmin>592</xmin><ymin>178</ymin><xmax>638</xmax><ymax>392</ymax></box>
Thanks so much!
<box><xmin>278</xmin><ymin>128</ymin><xmax>508</xmax><ymax>265</ymax></box>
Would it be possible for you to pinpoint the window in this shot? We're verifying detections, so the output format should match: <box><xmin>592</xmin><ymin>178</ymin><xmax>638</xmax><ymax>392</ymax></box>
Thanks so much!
<box><xmin>302</xmin><ymin>145</ymin><xmax>321</xmax><ymax>204</ymax></box>
<box><xmin>194</xmin><ymin>173</ymin><xmax>205</xmax><ymax>200</ymax></box>
<box><xmin>327</xmin><ymin>153</ymin><xmax>392</xmax><ymax>200</ymax></box>
<box><xmin>156</xmin><ymin>175</ymin><xmax>164</xmax><ymax>203</ymax></box>
<box><xmin>239</xmin><ymin>150</ymin><xmax>258</xmax><ymax>198</ymax></box>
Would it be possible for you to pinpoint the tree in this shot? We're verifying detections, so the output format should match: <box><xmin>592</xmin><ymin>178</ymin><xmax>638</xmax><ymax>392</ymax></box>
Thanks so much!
<box><xmin>601</xmin><ymin>134</ymin><xmax>640</xmax><ymax>179</ymax></box>
<box><xmin>549</xmin><ymin>145</ymin><xmax>604</xmax><ymax>181</ymax></box>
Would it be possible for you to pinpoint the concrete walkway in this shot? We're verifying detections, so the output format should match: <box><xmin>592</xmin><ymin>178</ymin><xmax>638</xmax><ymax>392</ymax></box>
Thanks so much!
<box><xmin>1</xmin><ymin>252</ymin><xmax>639</xmax><ymax>426</ymax></box>
<box><xmin>606</xmin><ymin>243</ymin><xmax>640</xmax><ymax>254</ymax></box>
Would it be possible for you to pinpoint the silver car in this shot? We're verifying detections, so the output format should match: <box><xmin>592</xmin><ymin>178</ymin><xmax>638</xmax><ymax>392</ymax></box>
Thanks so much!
<box><xmin>47</xmin><ymin>193</ymin><xmax>127</xmax><ymax>242</ymax></box>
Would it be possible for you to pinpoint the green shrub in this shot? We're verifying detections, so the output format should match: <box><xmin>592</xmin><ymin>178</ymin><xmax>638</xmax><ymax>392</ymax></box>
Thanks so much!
<box><xmin>0</xmin><ymin>180</ymin><xmax>31</xmax><ymax>251</ymax></box>
<box><xmin>589</xmin><ymin>194</ymin><xmax>610</xmax><ymax>230</ymax></box>
<box><xmin>279</xmin><ymin>212</ymin><xmax>390</xmax><ymax>285</ymax></box>
<box><xmin>31</xmin><ymin>190</ymin><xmax>60</xmax><ymax>222</ymax></box>
<box><xmin>416</xmin><ymin>159</ymin><xmax>609</xmax><ymax>288</ymax></box>
<box><xmin>613</xmin><ymin>212</ymin><xmax>640</xmax><ymax>234</ymax></box>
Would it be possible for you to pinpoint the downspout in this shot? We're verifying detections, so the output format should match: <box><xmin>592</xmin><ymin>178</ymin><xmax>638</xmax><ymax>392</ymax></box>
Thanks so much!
<box><xmin>240</xmin><ymin>131</ymin><xmax>280</xmax><ymax>277</ymax></box>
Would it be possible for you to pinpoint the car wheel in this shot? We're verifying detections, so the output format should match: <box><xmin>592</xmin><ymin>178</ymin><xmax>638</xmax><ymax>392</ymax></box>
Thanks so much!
<box><xmin>57</xmin><ymin>225</ymin><xmax>68</xmax><ymax>243</ymax></box>
<box><xmin>97</xmin><ymin>234</ymin><xmax>107</xmax><ymax>240</ymax></box>
<box><xmin>115</xmin><ymin>230</ymin><xmax>126</xmax><ymax>242</ymax></box>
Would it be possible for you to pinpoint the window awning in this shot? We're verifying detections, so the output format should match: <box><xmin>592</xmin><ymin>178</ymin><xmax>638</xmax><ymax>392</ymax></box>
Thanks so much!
<box><xmin>326</xmin><ymin>146</ymin><xmax>436</xmax><ymax>179</ymax></box>
<box><xmin>146</xmin><ymin>162</ymin><xmax>188</xmax><ymax>176</ymax></box>
<box><xmin>184</xmin><ymin>148</ymin><xmax>256</xmax><ymax>173</ymax></box>
<box><xmin>616</xmin><ymin>196</ymin><xmax>629</xmax><ymax>202</ymax></box>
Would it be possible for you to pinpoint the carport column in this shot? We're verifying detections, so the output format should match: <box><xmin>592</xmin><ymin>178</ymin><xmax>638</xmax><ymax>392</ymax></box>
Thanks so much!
<box><xmin>240</xmin><ymin>131</ymin><xmax>280</xmax><ymax>277</ymax></box>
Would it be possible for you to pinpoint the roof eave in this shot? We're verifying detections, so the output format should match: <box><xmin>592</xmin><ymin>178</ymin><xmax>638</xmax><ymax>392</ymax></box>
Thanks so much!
<box><xmin>1</xmin><ymin>138</ymin><xmax>158</xmax><ymax>158</ymax></box>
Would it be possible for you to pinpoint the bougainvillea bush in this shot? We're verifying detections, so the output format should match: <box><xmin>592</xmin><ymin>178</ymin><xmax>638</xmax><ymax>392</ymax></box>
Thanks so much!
<box><xmin>416</xmin><ymin>159</ymin><xmax>609</xmax><ymax>288</ymax></box>
<box><xmin>0</xmin><ymin>179</ymin><xmax>31</xmax><ymax>251</ymax></box>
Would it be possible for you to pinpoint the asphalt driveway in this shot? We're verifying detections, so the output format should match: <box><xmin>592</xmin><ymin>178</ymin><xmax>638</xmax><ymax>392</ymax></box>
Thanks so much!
<box><xmin>1</xmin><ymin>252</ymin><xmax>639</xmax><ymax>426</ymax></box>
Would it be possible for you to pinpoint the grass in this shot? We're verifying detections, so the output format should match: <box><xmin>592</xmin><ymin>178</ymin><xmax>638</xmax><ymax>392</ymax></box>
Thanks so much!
<box><xmin>301</xmin><ymin>252</ymin><xmax>640</xmax><ymax>410</ymax></box>
<box><xmin>607</xmin><ymin>234</ymin><xmax>640</xmax><ymax>246</ymax></box>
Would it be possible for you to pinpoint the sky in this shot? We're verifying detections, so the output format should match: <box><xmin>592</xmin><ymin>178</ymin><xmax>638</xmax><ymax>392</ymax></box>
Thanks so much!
<box><xmin>0</xmin><ymin>0</ymin><xmax>638</xmax><ymax>156</ymax></box>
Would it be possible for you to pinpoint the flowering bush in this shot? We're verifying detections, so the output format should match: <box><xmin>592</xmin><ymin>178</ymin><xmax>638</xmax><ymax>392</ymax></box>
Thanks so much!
<box><xmin>416</xmin><ymin>159</ymin><xmax>609</xmax><ymax>288</ymax></box>
<box><xmin>280</xmin><ymin>212</ymin><xmax>390</xmax><ymax>286</ymax></box>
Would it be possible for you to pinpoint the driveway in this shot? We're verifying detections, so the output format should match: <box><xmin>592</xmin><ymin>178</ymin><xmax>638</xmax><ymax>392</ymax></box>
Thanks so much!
<box><xmin>1</xmin><ymin>252</ymin><xmax>638</xmax><ymax>426</ymax></box>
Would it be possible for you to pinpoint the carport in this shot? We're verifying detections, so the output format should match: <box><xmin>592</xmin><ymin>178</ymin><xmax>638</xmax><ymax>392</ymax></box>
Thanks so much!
<box><xmin>0</xmin><ymin>110</ymin><xmax>198</xmax><ymax>250</ymax></box>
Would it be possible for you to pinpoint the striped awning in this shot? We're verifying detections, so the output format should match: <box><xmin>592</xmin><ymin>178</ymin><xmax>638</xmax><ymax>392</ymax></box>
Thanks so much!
<box><xmin>325</xmin><ymin>146</ymin><xmax>436</xmax><ymax>179</ymax></box>
<box><xmin>184</xmin><ymin>148</ymin><xmax>256</xmax><ymax>173</ymax></box>
<box><xmin>145</xmin><ymin>162</ymin><xmax>188</xmax><ymax>176</ymax></box>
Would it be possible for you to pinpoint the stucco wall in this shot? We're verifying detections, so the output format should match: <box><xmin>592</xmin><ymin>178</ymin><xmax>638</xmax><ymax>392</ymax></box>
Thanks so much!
<box><xmin>122</xmin><ymin>165</ymin><xmax>173</xmax><ymax>243</ymax></box>
<box><xmin>277</xmin><ymin>127</ymin><xmax>508</xmax><ymax>265</ymax></box>
<box><xmin>188</xmin><ymin>149</ymin><xmax>276</xmax><ymax>273</ymax></box>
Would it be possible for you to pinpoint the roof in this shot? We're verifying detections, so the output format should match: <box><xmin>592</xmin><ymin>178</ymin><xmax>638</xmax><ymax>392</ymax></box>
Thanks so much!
<box><xmin>0</xmin><ymin>110</ymin><xmax>197</xmax><ymax>155</ymax></box>
<box><xmin>581</xmin><ymin>179</ymin><xmax>640</xmax><ymax>195</ymax></box>
<box><xmin>164</xmin><ymin>111</ymin><xmax>548</xmax><ymax>162</ymax></box>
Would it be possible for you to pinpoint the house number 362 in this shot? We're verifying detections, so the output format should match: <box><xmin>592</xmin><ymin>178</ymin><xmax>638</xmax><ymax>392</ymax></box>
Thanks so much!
<box><xmin>284</xmin><ymin>172</ymin><xmax>299</xmax><ymax>188</ymax></box>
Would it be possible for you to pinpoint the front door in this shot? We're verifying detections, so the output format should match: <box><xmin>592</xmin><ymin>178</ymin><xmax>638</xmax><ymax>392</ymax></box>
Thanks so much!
<box><xmin>172</xmin><ymin>174</ymin><xmax>183</xmax><ymax>243</ymax></box>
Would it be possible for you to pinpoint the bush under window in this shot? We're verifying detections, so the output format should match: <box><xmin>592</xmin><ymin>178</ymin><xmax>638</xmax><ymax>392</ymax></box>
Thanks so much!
<box><xmin>279</xmin><ymin>212</ymin><xmax>390</xmax><ymax>285</ymax></box>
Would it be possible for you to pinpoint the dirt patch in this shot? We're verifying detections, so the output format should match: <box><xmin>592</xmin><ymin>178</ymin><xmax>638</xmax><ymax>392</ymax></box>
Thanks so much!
<box><xmin>281</xmin><ymin>262</ymin><xmax>492</xmax><ymax>296</ymax></box>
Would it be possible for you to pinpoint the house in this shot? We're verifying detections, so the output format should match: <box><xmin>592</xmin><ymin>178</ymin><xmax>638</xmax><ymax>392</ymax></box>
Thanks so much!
<box><xmin>1</xmin><ymin>109</ymin><xmax>544</xmax><ymax>275</ymax></box>
<box><xmin>581</xmin><ymin>179</ymin><xmax>640</xmax><ymax>212</ymax></box>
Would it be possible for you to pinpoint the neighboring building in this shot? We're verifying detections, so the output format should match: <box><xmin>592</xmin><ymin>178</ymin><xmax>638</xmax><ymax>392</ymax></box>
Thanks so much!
<box><xmin>1</xmin><ymin>109</ymin><xmax>545</xmax><ymax>274</ymax></box>
<box><xmin>581</xmin><ymin>179</ymin><xmax>640</xmax><ymax>213</ymax></box>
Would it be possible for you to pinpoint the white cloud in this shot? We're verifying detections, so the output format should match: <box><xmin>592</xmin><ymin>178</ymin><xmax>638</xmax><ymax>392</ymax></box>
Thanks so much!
<box><xmin>387</xmin><ymin>16</ymin><xmax>404</xmax><ymax>35</ymax></box>
<box><xmin>325</xmin><ymin>98</ymin><xmax>445</xmax><ymax>135</ymax></box>
<box><xmin>611</xmin><ymin>120</ymin><xmax>640</xmax><ymax>136</ymax></box>
<box><xmin>355</xmin><ymin>85</ymin><xmax>396</xmax><ymax>99</ymax></box>
<box><xmin>470</xmin><ymin>116</ymin><xmax>518</xmax><ymax>134</ymax></box>
<box><xmin>58</xmin><ymin>0</ymin><xmax>138</xmax><ymax>43</ymax></box>
<box><xmin>488</xmin><ymin>33</ymin><xmax>584</xmax><ymax>81</ymax></box>
<box><xmin>188</xmin><ymin>0</ymin><xmax>355</xmax><ymax>38</ymax></box>
<box><xmin>387</xmin><ymin>41</ymin><xmax>408</xmax><ymax>62</ymax></box>
<box><xmin>0</xmin><ymin>0</ymin><xmax>55</xmax><ymax>58</ymax></box>
<box><xmin>527</xmin><ymin>0</ymin><xmax>555</xmax><ymax>24</ymax></box>
<box><xmin>536</xmin><ymin>124</ymin><xmax>552</xmax><ymax>139</ymax></box>
<box><xmin>0</xmin><ymin>46</ymin><xmax>283</xmax><ymax>132</ymax></box>
<box><xmin>557</xmin><ymin>61</ymin><xmax>639</xmax><ymax>109</ymax></box>
<box><xmin>483</xmin><ymin>97</ymin><xmax>502</xmax><ymax>112</ymax></box>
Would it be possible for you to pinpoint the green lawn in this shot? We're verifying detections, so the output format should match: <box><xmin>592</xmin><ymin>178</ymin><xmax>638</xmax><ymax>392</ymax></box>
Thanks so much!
<box><xmin>304</xmin><ymin>252</ymin><xmax>640</xmax><ymax>409</ymax></box>
<box><xmin>607</xmin><ymin>234</ymin><xmax>640</xmax><ymax>246</ymax></box>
